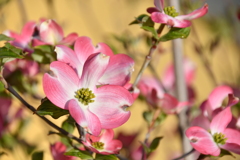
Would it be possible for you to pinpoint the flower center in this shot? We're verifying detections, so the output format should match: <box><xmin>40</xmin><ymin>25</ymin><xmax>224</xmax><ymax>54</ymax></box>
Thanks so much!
<box><xmin>213</xmin><ymin>132</ymin><xmax>227</xmax><ymax>145</ymax></box>
<box><xmin>163</xmin><ymin>6</ymin><xmax>179</xmax><ymax>17</ymax></box>
<box><xmin>74</xmin><ymin>88</ymin><xmax>95</xmax><ymax>105</ymax></box>
<box><xmin>92</xmin><ymin>142</ymin><xmax>104</xmax><ymax>150</ymax></box>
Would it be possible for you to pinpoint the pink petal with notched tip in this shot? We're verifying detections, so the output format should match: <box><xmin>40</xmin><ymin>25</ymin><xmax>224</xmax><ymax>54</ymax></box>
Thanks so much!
<box><xmin>90</xmin><ymin>85</ymin><xmax>132</xmax><ymax>129</ymax></box>
<box><xmin>176</xmin><ymin>4</ymin><xmax>208</xmax><ymax>21</ymax></box>
<box><xmin>39</xmin><ymin>19</ymin><xmax>64</xmax><ymax>45</ymax></box>
<box><xmin>43</xmin><ymin>61</ymin><xmax>79</xmax><ymax>109</ymax></box>
<box><xmin>74</xmin><ymin>36</ymin><xmax>114</xmax><ymax>65</ymax></box>
<box><xmin>151</xmin><ymin>12</ymin><xmax>192</xmax><ymax>28</ymax></box>
<box><xmin>186</xmin><ymin>126</ymin><xmax>220</xmax><ymax>156</ymax></box>
<box><xmin>98</xmin><ymin>54</ymin><xmax>134</xmax><ymax>86</ymax></box>
<box><xmin>80</xmin><ymin>53</ymin><xmax>109</xmax><ymax>89</ymax></box>
<box><xmin>207</xmin><ymin>85</ymin><xmax>233</xmax><ymax>110</ymax></box>
<box><xmin>55</xmin><ymin>45</ymin><xmax>83</xmax><ymax>76</ymax></box>
<box><xmin>210</xmin><ymin>107</ymin><xmax>232</xmax><ymax>135</ymax></box>
<box><xmin>68</xmin><ymin>99</ymin><xmax>101</xmax><ymax>136</ymax></box>
<box><xmin>221</xmin><ymin>128</ymin><xmax>240</xmax><ymax>154</ymax></box>
<box><xmin>60</xmin><ymin>33</ymin><xmax>78</xmax><ymax>45</ymax></box>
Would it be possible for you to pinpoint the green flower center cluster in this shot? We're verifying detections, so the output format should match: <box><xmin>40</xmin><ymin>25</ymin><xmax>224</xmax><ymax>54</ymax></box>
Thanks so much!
<box><xmin>74</xmin><ymin>88</ymin><xmax>95</xmax><ymax>105</ymax></box>
<box><xmin>213</xmin><ymin>132</ymin><xmax>227</xmax><ymax>145</ymax></box>
<box><xmin>92</xmin><ymin>142</ymin><xmax>104</xmax><ymax>150</ymax></box>
<box><xmin>163</xmin><ymin>6</ymin><xmax>179</xmax><ymax>17</ymax></box>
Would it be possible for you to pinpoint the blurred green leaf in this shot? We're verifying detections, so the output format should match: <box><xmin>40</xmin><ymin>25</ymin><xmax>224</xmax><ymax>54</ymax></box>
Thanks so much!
<box><xmin>31</xmin><ymin>151</ymin><xmax>43</xmax><ymax>160</ymax></box>
<box><xmin>62</xmin><ymin>116</ymin><xmax>75</xmax><ymax>134</ymax></box>
<box><xmin>129</xmin><ymin>14</ymin><xmax>148</xmax><ymax>25</ymax></box>
<box><xmin>149</xmin><ymin>137</ymin><xmax>163</xmax><ymax>151</ymax></box>
<box><xmin>37</xmin><ymin>98</ymin><xmax>69</xmax><ymax>119</ymax></box>
<box><xmin>143</xmin><ymin>111</ymin><xmax>153</xmax><ymax>124</ymax></box>
<box><xmin>141</xmin><ymin>26</ymin><xmax>158</xmax><ymax>39</ymax></box>
<box><xmin>95</xmin><ymin>154</ymin><xmax>118</xmax><ymax>160</ymax></box>
<box><xmin>0</xmin><ymin>47</ymin><xmax>23</xmax><ymax>59</ymax></box>
<box><xmin>159</xmin><ymin>27</ymin><xmax>191</xmax><ymax>42</ymax></box>
<box><xmin>64</xmin><ymin>149</ymin><xmax>93</xmax><ymax>159</ymax></box>
<box><xmin>0</xmin><ymin>34</ymin><xmax>13</xmax><ymax>41</ymax></box>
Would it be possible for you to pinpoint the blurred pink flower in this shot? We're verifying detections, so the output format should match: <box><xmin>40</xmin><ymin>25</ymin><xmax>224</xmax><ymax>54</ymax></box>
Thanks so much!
<box><xmin>4</xmin><ymin>59</ymin><xmax>39</xmax><ymax>77</ymax></box>
<box><xmin>147</xmin><ymin>0</ymin><xmax>208</xmax><ymax>28</ymax></box>
<box><xmin>0</xmin><ymin>98</ymin><xmax>22</xmax><ymax>138</ymax></box>
<box><xmin>43</xmin><ymin>54</ymin><xmax>133</xmax><ymax>136</ymax></box>
<box><xmin>83</xmin><ymin>129</ymin><xmax>122</xmax><ymax>155</ymax></box>
<box><xmin>50</xmin><ymin>142</ymin><xmax>75</xmax><ymax>160</ymax></box>
<box><xmin>55</xmin><ymin>36</ymin><xmax>134</xmax><ymax>86</ymax></box>
<box><xmin>3</xmin><ymin>21</ymin><xmax>36</xmax><ymax>53</ymax></box>
<box><xmin>33</xmin><ymin>19</ymin><xmax>78</xmax><ymax>46</ymax></box>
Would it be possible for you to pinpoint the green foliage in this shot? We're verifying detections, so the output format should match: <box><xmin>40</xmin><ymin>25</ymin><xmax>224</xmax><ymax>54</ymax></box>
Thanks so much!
<box><xmin>143</xmin><ymin>111</ymin><xmax>153</xmax><ymax>124</ymax></box>
<box><xmin>129</xmin><ymin>14</ymin><xmax>154</xmax><ymax>27</ymax></box>
<box><xmin>36</xmin><ymin>98</ymin><xmax>69</xmax><ymax>119</ymax></box>
<box><xmin>95</xmin><ymin>154</ymin><xmax>118</xmax><ymax>160</ymax></box>
<box><xmin>64</xmin><ymin>149</ymin><xmax>93</xmax><ymax>159</ymax></box>
<box><xmin>149</xmin><ymin>137</ymin><xmax>163</xmax><ymax>151</ymax></box>
<box><xmin>159</xmin><ymin>27</ymin><xmax>191</xmax><ymax>42</ymax></box>
<box><xmin>0</xmin><ymin>34</ymin><xmax>13</xmax><ymax>41</ymax></box>
<box><xmin>31</xmin><ymin>45</ymin><xmax>56</xmax><ymax>64</ymax></box>
<box><xmin>0</xmin><ymin>43</ymin><xmax>23</xmax><ymax>59</ymax></box>
<box><xmin>141</xmin><ymin>26</ymin><xmax>158</xmax><ymax>39</ymax></box>
<box><xmin>31</xmin><ymin>151</ymin><xmax>44</xmax><ymax>160</ymax></box>
<box><xmin>62</xmin><ymin>116</ymin><xmax>75</xmax><ymax>133</ymax></box>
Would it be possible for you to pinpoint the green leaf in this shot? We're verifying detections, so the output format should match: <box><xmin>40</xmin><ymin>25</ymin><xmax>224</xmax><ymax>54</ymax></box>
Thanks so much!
<box><xmin>159</xmin><ymin>27</ymin><xmax>191</xmax><ymax>42</ymax></box>
<box><xmin>143</xmin><ymin>111</ymin><xmax>153</xmax><ymax>124</ymax></box>
<box><xmin>37</xmin><ymin>98</ymin><xmax>69</xmax><ymax>119</ymax></box>
<box><xmin>149</xmin><ymin>137</ymin><xmax>163</xmax><ymax>151</ymax></box>
<box><xmin>95</xmin><ymin>154</ymin><xmax>118</xmax><ymax>160</ymax></box>
<box><xmin>0</xmin><ymin>47</ymin><xmax>23</xmax><ymax>59</ymax></box>
<box><xmin>141</xmin><ymin>26</ymin><xmax>158</xmax><ymax>39</ymax></box>
<box><xmin>31</xmin><ymin>151</ymin><xmax>43</xmax><ymax>160</ymax></box>
<box><xmin>64</xmin><ymin>149</ymin><xmax>93</xmax><ymax>159</ymax></box>
<box><xmin>62</xmin><ymin>116</ymin><xmax>75</xmax><ymax>134</ymax></box>
<box><xmin>0</xmin><ymin>34</ymin><xmax>13</xmax><ymax>41</ymax></box>
<box><xmin>129</xmin><ymin>14</ymin><xmax>148</xmax><ymax>25</ymax></box>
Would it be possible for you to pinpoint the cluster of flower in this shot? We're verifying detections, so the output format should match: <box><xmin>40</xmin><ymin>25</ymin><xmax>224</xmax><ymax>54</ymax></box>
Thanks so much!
<box><xmin>4</xmin><ymin>19</ymin><xmax>135</xmax><ymax>156</ymax></box>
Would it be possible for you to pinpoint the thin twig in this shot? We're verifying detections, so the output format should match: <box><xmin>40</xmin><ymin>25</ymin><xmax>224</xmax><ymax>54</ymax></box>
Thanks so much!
<box><xmin>172</xmin><ymin>148</ymin><xmax>195</xmax><ymax>160</ymax></box>
<box><xmin>132</xmin><ymin>42</ymin><xmax>157</xmax><ymax>90</ymax></box>
<box><xmin>0</xmin><ymin>76</ymin><xmax>83</xmax><ymax>144</ymax></box>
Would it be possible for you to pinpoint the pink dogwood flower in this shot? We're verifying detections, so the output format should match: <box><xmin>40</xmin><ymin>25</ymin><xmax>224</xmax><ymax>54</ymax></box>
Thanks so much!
<box><xmin>83</xmin><ymin>129</ymin><xmax>122</xmax><ymax>155</ymax></box>
<box><xmin>147</xmin><ymin>0</ymin><xmax>208</xmax><ymax>28</ymax></box>
<box><xmin>55</xmin><ymin>36</ymin><xmax>134</xmax><ymax>86</ymax></box>
<box><xmin>50</xmin><ymin>142</ymin><xmax>75</xmax><ymax>160</ymax></box>
<box><xmin>186</xmin><ymin>96</ymin><xmax>240</xmax><ymax>156</ymax></box>
<box><xmin>33</xmin><ymin>19</ymin><xmax>78</xmax><ymax>46</ymax></box>
<box><xmin>0</xmin><ymin>98</ymin><xmax>22</xmax><ymax>138</ymax></box>
<box><xmin>43</xmin><ymin>53</ymin><xmax>133</xmax><ymax>136</ymax></box>
<box><xmin>3</xmin><ymin>21</ymin><xmax>36</xmax><ymax>53</ymax></box>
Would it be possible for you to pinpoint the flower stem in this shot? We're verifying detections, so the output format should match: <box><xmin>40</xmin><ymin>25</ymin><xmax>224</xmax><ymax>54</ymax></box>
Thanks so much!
<box><xmin>132</xmin><ymin>42</ymin><xmax>156</xmax><ymax>90</ymax></box>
